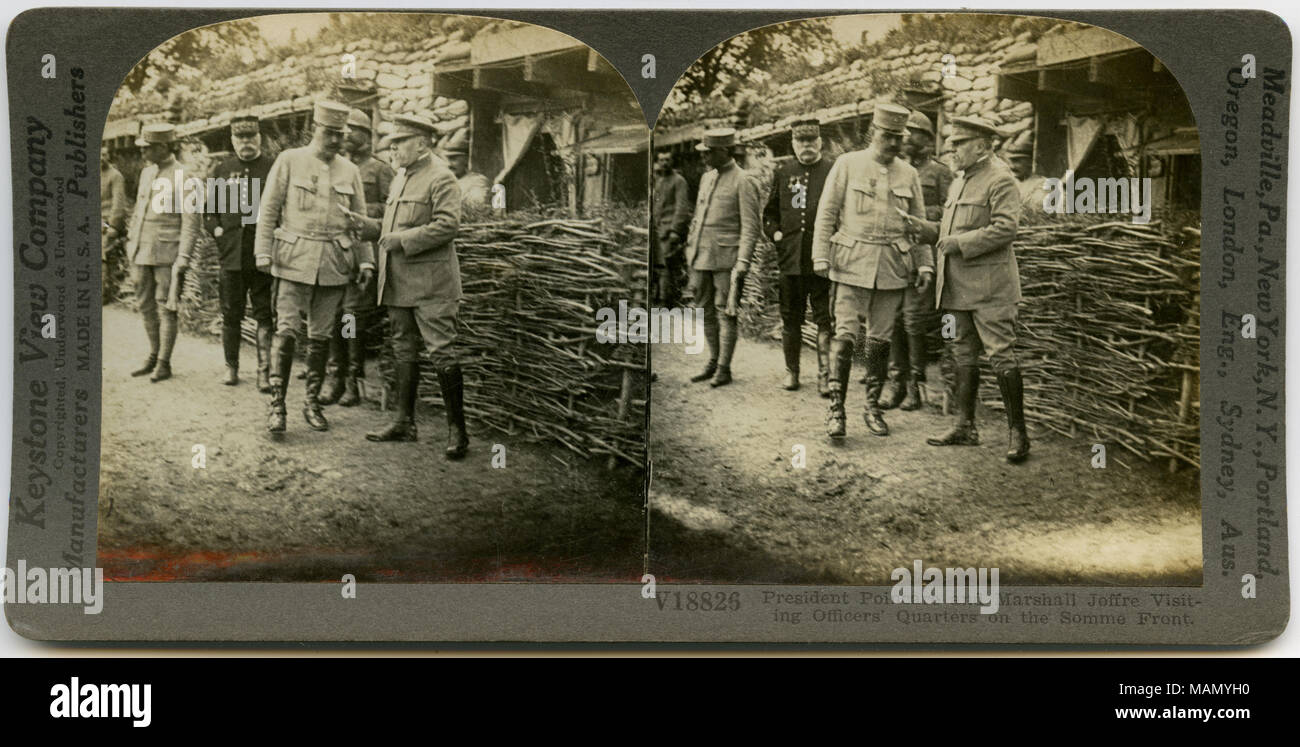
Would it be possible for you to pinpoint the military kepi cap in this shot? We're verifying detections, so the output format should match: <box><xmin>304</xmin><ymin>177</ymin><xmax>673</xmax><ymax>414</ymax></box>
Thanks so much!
<box><xmin>948</xmin><ymin>116</ymin><xmax>1004</xmax><ymax>143</ymax></box>
<box><xmin>135</xmin><ymin>122</ymin><xmax>176</xmax><ymax>147</ymax></box>
<box><xmin>872</xmin><ymin>103</ymin><xmax>910</xmax><ymax>135</ymax></box>
<box><xmin>790</xmin><ymin>119</ymin><xmax>821</xmax><ymax>139</ymax></box>
<box><xmin>906</xmin><ymin>110</ymin><xmax>933</xmax><ymax>135</ymax></box>
<box><xmin>378</xmin><ymin>114</ymin><xmax>435</xmax><ymax>149</ymax></box>
<box><xmin>695</xmin><ymin>127</ymin><xmax>738</xmax><ymax>152</ymax></box>
<box><xmin>230</xmin><ymin>114</ymin><xmax>261</xmax><ymax>137</ymax></box>
<box><xmin>347</xmin><ymin>108</ymin><xmax>372</xmax><ymax>132</ymax></box>
<box><xmin>313</xmin><ymin>101</ymin><xmax>351</xmax><ymax>131</ymax></box>
<box><xmin>442</xmin><ymin>129</ymin><xmax>470</xmax><ymax>155</ymax></box>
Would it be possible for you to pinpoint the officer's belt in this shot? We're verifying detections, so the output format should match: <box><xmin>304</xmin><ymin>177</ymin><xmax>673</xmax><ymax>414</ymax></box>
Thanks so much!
<box><xmin>843</xmin><ymin>233</ymin><xmax>905</xmax><ymax>245</ymax></box>
<box><xmin>280</xmin><ymin>224</ymin><xmax>347</xmax><ymax>241</ymax></box>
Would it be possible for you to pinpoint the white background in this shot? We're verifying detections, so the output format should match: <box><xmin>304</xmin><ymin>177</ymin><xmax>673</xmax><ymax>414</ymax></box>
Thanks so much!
<box><xmin>0</xmin><ymin>0</ymin><xmax>1295</xmax><ymax>656</ymax></box>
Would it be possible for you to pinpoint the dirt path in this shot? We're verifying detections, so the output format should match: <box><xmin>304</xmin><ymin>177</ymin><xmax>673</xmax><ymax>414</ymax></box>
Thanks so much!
<box><xmin>98</xmin><ymin>304</ymin><xmax>642</xmax><ymax>582</ymax></box>
<box><xmin>648</xmin><ymin>337</ymin><xmax>1201</xmax><ymax>585</ymax></box>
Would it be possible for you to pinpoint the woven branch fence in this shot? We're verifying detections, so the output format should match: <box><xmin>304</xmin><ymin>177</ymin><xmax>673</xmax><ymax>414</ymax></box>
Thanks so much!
<box><xmin>119</xmin><ymin>210</ymin><xmax>649</xmax><ymax>467</ymax></box>
<box><xmin>737</xmin><ymin>215</ymin><xmax>1201</xmax><ymax>470</ymax></box>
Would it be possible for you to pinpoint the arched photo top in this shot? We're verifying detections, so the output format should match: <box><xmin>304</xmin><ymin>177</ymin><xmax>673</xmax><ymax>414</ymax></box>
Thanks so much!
<box><xmin>103</xmin><ymin>12</ymin><xmax>649</xmax><ymax>214</ymax></box>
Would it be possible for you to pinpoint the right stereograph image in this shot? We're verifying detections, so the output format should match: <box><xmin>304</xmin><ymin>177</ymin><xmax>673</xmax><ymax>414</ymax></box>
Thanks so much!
<box><xmin>648</xmin><ymin>13</ymin><xmax>1202</xmax><ymax>585</ymax></box>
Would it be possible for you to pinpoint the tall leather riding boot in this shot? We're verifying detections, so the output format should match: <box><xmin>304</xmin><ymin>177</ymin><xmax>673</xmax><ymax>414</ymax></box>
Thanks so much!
<box><xmin>711</xmin><ymin>315</ymin><xmax>738</xmax><ymax>387</ymax></box>
<box><xmin>780</xmin><ymin>325</ymin><xmax>802</xmax><ymax>390</ymax></box>
<box><xmin>267</xmin><ymin>333</ymin><xmax>295</xmax><ymax>433</ymax></box>
<box><xmin>221</xmin><ymin>322</ymin><xmax>241</xmax><ymax>385</ymax></box>
<box><xmin>339</xmin><ymin>335</ymin><xmax>365</xmax><ymax>406</ymax></box>
<box><xmin>302</xmin><ymin>338</ymin><xmax>330</xmax><ymax>431</ymax></box>
<box><xmin>816</xmin><ymin>327</ymin><xmax>832</xmax><ymax>398</ymax></box>
<box><xmin>132</xmin><ymin>315</ymin><xmax>160</xmax><ymax>376</ymax></box>
<box><xmin>900</xmin><ymin>332</ymin><xmax>927</xmax><ymax>411</ymax></box>
<box><xmin>880</xmin><ymin>325</ymin><xmax>908</xmax><ymax>410</ymax></box>
<box><xmin>862</xmin><ymin>338</ymin><xmax>890</xmax><ymax>436</ymax></box>
<box><xmin>927</xmin><ymin>365</ymin><xmax>980</xmax><ymax>446</ymax></box>
<box><xmin>366</xmin><ymin>361</ymin><xmax>418</xmax><ymax>442</ymax></box>
<box><xmin>318</xmin><ymin>322</ymin><xmax>347</xmax><ymax>405</ymax></box>
<box><xmin>691</xmin><ymin>311</ymin><xmax>720</xmax><ymax>383</ymax></box>
<box><xmin>151</xmin><ymin>309</ymin><xmax>178</xmax><ymax>382</ymax></box>
<box><xmin>255</xmin><ymin>324</ymin><xmax>273</xmax><ymax>393</ymax></box>
<box><xmin>997</xmin><ymin>368</ymin><xmax>1031</xmax><ymax>463</ymax></box>
<box><xmin>826</xmin><ymin>337</ymin><xmax>853</xmax><ymax>439</ymax></box>
<box><xmin>437</xmin><ymin>364</ymin><xmax>470</xmax><ymax>460</ymax></box>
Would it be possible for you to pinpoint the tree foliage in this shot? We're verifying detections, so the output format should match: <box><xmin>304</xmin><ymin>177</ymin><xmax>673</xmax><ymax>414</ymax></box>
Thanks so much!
<box><xmin>121</xmin><ymin>19</ymin><xmax>271</xmax><ymax>95</ymax></box>
<box><xmin>673</xmin><ymin>19</ymin><xmax>837</xmax><ymax>105</ymax></box>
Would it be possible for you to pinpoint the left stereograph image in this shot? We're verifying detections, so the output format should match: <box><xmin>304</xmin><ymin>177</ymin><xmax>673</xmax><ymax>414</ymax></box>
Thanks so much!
<box><xmin>97</xmin><ymin>13</ymin><xmax>649</xmax><ymax>582</ymax></box>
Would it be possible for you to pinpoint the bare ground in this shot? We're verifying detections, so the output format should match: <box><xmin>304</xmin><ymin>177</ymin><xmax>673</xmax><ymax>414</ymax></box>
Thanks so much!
<box><xmin>648</xmin><ymin>337</ymin><xmax>1201</xmax><ymax>585</ymax></box>
<box><xmin>97</xmin><ymin>304</ymin><xmax>643</xmax><ymax>582</ymax></box>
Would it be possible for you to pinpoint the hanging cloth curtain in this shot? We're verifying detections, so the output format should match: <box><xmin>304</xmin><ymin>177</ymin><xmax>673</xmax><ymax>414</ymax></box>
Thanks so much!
<box><xmin>1065</xmin><ymin>114</ymin><xmax>1102</xmax><ymax>173</ymax></box>
<box><xmin>494</xmin><ymin>112</ymin><xmax>545</xmax><ymax>191</ymax></box>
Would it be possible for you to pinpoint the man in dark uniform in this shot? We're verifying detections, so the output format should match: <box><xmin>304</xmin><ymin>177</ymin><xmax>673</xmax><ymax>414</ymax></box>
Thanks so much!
<box><xmin>319</xmin><ymin>108</ymin><xmax>394</xmax><ymax>407</ymax></box>
<box><xmin>904</xmin><ymin>116</ymin><xmax>1029</xmax><ymax>463</ymax></box>
<box><xmin>762</xmin><ymin>118</ymin><xmax>834</xmax><ymax>395</ymax></box>
<box><xmin>652</xmin><ymin>150</ymin><xmax>691</xmax><ymax>307</ymax></box>
<box><xmin>100</xmin><ymin>146</ymin><xmax>128</xmax><ymax>304</ymax></box>
<box><xmin>812</xmin><ymin>103</ymin><xmax>932</xmax><ymax>440</ymax></box>
<box><xmin>348</xmin><ymin>114</ymin><xmax>468</xmax><ymax>460</ymax></box>
<box><xmin>254</xmin><ymin>101</ymin><xmax>373</xmax><ymax>434</ymax></box>
<box><xmin>881</xmin><ymin>109</ymin><xmax>954</xmax><ymax>411</ymax></box>
<box><xmin>177</xmin><ymin>113</ymin><xmax>276</xmax><ymax>390</ymax></box>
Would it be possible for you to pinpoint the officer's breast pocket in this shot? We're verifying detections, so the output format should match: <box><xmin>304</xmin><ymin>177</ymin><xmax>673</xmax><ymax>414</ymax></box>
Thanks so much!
<box><xmin>848</xmin><ymin>180</ymin><xmax>875</xmax><ymax>213</ymax></box>
<box><xmin>395</xmin><ymin>197</ymin><xmax>431</xmax><ymax>228</ymax></box>
<box><xmin>952</xmin><ymin>198</ymin><xmax>990</xmax><ymax>230</ymax></box>
<box><xmin>890</xmin><ymin>185</ymin><xmax>913</xmax><ymax>213</ymax></box>
<box><xmin>290</xmin><ymin>178</ymin><xmax>317</xmax><ymax>212</ymax></box>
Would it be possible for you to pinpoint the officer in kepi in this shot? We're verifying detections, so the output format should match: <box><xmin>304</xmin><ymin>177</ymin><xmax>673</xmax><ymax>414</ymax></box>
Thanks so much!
<box><xmin>347</xmin><ymin>114</ymin><xmax>469</xmax><ymax>460</ymax></box>
<box><xmin>762</xmin><ymin>118</ymin><xmax>834</xmax><ymax>395</ymax></box>
<box><xmin>685</xmin><ymin>127</ymin><xmax>762</xmax><ymax>388</ymax></box>
<box><xmin>904</xmin><ymin>116</ymin><xmax>1029</xmax><ymax>463</ymax></box>
<box><xmin>254</xmin><ymin>100</ymin><xmax>374</xmax><ymax>435</ymax></box>
<box><xmin>812</xmin><ymin>102</ymin><xmax>932</xmax><ymax>441</ymax></box>
<box><xmin>176</xmin><ymin>113</ymin><xmax>277</xmax><ymax>391</ymax></box>
<box><xmin>125</xmin><ymin>122</ymin><xmax>198</xmax><ymax>383</ymax></box>
<box><xmin>318</xmin><ymin>108</ymin><xmax>395</xmax><ymax>408</ymax></box>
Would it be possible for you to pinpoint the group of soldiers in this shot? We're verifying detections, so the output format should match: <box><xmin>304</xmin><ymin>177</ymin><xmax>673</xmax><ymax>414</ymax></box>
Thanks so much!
<box><xmin>105</xmin><ymin>100</ymin><xmax>494</xmax><ymax>460</ymax></box>
<box><xmin>653</xmin><ymin>101</ymin><xmax>1035</xmax><ymax>464</ymax></box>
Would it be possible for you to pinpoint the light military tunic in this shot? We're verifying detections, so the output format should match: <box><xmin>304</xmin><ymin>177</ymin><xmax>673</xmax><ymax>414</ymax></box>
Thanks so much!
<box><xmin>254</xmin><ymin>146</ymin><xmax>373</xmax><ymax>286</ymax></box>
<box><xmin>126</xmin><ymin>158</ymin><xmax>199</xmax><ymax>266</ymax></box>
<box><xmin>684</xmin><ymin>160</ymin><xmax>761</xmax><ymax>272</ymax></box>
<box><xmin>934</xmin><ymin>155</ymin><xmax>1022</xmax><ymax>311</ymax></box>
<box><xmin>811</xmin><ymin>147</ymin><xmax>932</xmax><ymax>290</ymax></box>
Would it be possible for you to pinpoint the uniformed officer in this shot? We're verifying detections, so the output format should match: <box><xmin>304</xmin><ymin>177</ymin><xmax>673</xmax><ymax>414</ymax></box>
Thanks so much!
<box><xmin>318</xmin><ymin>108</ymin><xmax>395</xmax><ymax>408</ymax></box>
<box><xmin>347</xmin><ymin>114</ymin><xmax>468</xmax><ymax>460</ymax></box>
<box><xmin>761</xmin><ymin>118</ymin><xmax>834</xmax><ymax>395</ymax></box>
<box><xmin>254</xmin><ymin>101</ymin><xmax>374</xmax><ymax>434</ymax></box>
<box><xmin>176</xmin><ymin>113</ymin><xmax>277</xmax><ymax>390</ymax></box>
<box><xmin>1005</xmin><ymin>141</ymin><xmax>1047</xmax><ymax>218</ymax></box>
<box><xmin>881</xmin><ymin>110</ymin><xmax>955</xmax><ymax>411</ymax></box>
<box><xmin>811</xmin><ymin>103</ymin><xmax>932</xmax><ymax>439</ymax></box>
<box><xmin>440</xmin><ymin>129</ymin><xmax>491</xmax><ymax>212</ymax></box>
<box><xmin>904</xmin><ymin>116</ymin><xmax>1029</xmax><ymax>463</ymax></box>
<box><xmin>101</xmin><ymin>146</ymin><xmax>128</xmax><ymax>304</ymax></box>
<box><xmin>686</xmin><ymin>128</ymin><xmax>762</xmax><ymax>388</ymax></box>
<box><xmin>125</xmin><ymin>123</ymin><xmax>199</xmax><ymax>383</ymax></box>
<box><xmin>652</xmin><ymin>150</ymin><xmax>692</xmax><ymax>307</ymax></box>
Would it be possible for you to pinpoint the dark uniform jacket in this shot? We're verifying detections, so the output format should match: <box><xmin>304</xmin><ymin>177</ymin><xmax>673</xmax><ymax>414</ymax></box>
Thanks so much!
<box><xmin>101</xmin><ymin>164</ymin><xmax>128</xmax><ymax>234</ymax></box>
<box><xmin>653</xmin><ymin>170</ymin><xmax>691</xmax><ymax>239</ymax></box>
<box><xmin>933</xmin><ymin>154</ymin><xmax>1022</xmax><ymax>311</ymax></box>
<box><xmin>915</xmin><ymin>158</ymin><xmax>954</xmax><ymax>221</ymax></box>
<box><xmin>201</xmin><ymin>152</ymin><xmax>275</xmax><ymax>272</ymax></box>
<box><xmin>373</xmin><ymin>152</ymin><xmax>462</xmax><ymax>307</ymax></box>
<box><xmin>762</xmin><ymin>155</ymin><xmax>833</xmax><ymax>276</ymax></box>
